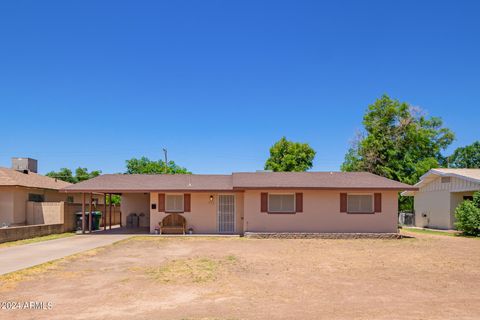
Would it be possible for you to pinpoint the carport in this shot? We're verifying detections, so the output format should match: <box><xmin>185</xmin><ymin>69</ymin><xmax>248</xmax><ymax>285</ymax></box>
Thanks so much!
<box><xmin>74</xmin><ymin>192</ymin><xmax>150</xmax><ymax>234</ymax></box>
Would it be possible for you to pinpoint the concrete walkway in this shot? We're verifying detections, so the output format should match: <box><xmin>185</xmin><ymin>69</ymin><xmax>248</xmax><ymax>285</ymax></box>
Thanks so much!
<box><xmin>0</xmin><ymin>234</ymin><xmax>130</xmax><ymax>275</ymax></box>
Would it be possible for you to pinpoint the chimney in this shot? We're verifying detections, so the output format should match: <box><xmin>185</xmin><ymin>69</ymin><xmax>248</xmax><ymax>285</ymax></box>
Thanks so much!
<box><xmin>11</xmin><ymin>157</ymin><xmax>38</xmax><ymax>174</ymax></box>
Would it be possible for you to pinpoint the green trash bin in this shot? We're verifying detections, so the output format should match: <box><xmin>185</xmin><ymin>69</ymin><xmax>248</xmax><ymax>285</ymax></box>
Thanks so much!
<box><xmin>75</xmin><ymin>212</ymin><xmax>102</xmax><ymax>231</ymax></box>
<box><xmin>91</xmin><ymin>211</ymin><xmax>102</xmax><ymax>230</ymax></box>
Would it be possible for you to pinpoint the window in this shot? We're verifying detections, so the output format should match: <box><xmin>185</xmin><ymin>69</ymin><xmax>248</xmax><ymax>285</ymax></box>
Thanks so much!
<box><xmin>441</xmin><ymin>177</ymin><xmax>451</xmax><ymax>183</ymax></box>
<box><xmin>347</xmin><ymin>194</ymin><xmax>373</xmax><ymax>213</ymax></box>
<box><xmin>463</xmin><ymin>196</ymin><xmax>474</xmax><ymax>201</ymax></box>
<box><xmin>28</xmin><ymin>193</ymin><xmax>44</xmax><ymax>202</ymax></box>
<box><xmin>165</xmin><ymin>194</ymin><xmax>184</xmax><ymax>212</ymax></box>
<box><xmin>268</xmin><ymin>194</ymin><xmax>295</xmax><ymax>213</ymax></box>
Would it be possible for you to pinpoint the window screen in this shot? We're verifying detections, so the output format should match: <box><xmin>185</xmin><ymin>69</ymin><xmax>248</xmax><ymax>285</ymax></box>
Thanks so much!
<box><xmin>268</xmin><ymin>194</ymin><xmax>295</xmax><ymax>212</ymax></box>
<box><xmin>347</xmin><ymin>194</ymin><xmax>373</xmax><ymax>213</ymax></box>
<box><xmin>28</xmin><ymin>193</ymin><xmax>44</xmax><ymax>202</ymax></box>
<box><xmin>165</xmin><ymin>194</ymin><xmax>184</xmax><ymax>212</ymax></box>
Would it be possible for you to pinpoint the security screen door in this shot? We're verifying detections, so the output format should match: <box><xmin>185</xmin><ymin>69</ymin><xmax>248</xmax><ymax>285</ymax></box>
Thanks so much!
<box><xmin>218</xmin><ymin>195</ymin><xmax>235</xmax><ymax>233</ymax></box>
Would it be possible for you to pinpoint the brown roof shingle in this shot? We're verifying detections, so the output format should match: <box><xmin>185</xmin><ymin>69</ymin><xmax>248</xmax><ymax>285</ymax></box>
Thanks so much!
<box><xmin>61</xmin><ymin>171</ymin><xmax>416</xmax><ymax>192</ymax></box>
<box><xmin>0</xmin><ymin>167</ymin><xmax>71</xmax><ymax>190</ymax></box>
<box><xmin>62</xmin><ymin>174</ymin><xmax>233</xmax><ymax>192</ymax></box>
<box><xmin>232</xmin><ymin>172</ymin><xmax>416</xmax><ymax>190</ymax></box>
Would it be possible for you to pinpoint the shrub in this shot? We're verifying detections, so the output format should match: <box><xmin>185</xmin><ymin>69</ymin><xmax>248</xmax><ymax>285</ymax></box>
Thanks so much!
<box><xmin>455</xmin><ymin>191</ymin><xmax>480</xmax><ymax>236</ymax></box>
<box><xmin>473</xmin><ymin>191</ymin><xmax>480</xmax><ymax>208</ymax></box>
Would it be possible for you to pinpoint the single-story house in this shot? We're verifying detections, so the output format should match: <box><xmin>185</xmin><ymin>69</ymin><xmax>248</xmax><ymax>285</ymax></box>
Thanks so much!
<box><xmin>402</xmin><ymin>168</ymin><xmax>480</xmax><ymax>230</ymax></box>
<box><xmin>62</xmin><ymin>171</ymin><xmax>416</xmax><ymax>234</ymax></box>
<box><xmin>0</xmin><ymin>158</ymin><xmax>103</xmax><ymax>227</ymax></box>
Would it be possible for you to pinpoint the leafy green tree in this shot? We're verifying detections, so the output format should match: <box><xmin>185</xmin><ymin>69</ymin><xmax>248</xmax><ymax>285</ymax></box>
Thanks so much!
<box><xmin>46</xmin><ymin>168</ymin><xmax>76</xmax><ymax>183</ymax></box>
<box><xmin>106</xmin><ymin>194</ymin><xmax>121</xmax><ymax>205</ymax></box>
<box><xmin>46</xmin><ymin>167</ymin><xmax>102</xmax><ymax>183</ymax></box>
<box><xmin>75</xmin><ymin>167</ymin><xmax>102</xmax><ymax>182</ymax></box>
<box><xmin>341</xmin><ymin>95</ymin><xmax>455</xmax><ymax>211</ymax></box>
<box><xmin>264</xmin><ymin>137</ymin><xmax>316</xmax><ymax>172</ymax></box>
<box><xmin>447</xmin><ymin>141</ymin><xmax>480</xmax><ymax>168</ymax></box>
<box><xmin>455</xmin><ymin>191</ymin><xmax>480</xmax><ymax>236</ymax></box>
<box><xmin>125</xmin><ymin>157</ymin><xmax>190</xmax><ymax>174</ymax></box>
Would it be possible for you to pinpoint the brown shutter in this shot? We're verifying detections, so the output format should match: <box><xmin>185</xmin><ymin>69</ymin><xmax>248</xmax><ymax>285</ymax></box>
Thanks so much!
<box><xmin>184</xmin><ymin>194</ymin><xmax>191</xmax><ymax>212</ymax></box>
<box><xmin>158</xmin><ymin>193</ymin><xmax>165</xmax><ymax>212</ymax></box>
<box><xmin>295</xmin><ymin>193</ymin><xmax>303</xmax><ymax>212</ymax></box>
<box><xmin>260</xmin><ymin>193</ymin><xmax>268</xmax><ymax>212</ymax></box>
<box><xmin>374</xmin><ymin>193</ymin><xmax>382</xmax><ymax>212</ymax></box>
<box><xmin>340</xmin><ymin>193</ymin><xmax>347</xmax><ymax>212</ymax></box>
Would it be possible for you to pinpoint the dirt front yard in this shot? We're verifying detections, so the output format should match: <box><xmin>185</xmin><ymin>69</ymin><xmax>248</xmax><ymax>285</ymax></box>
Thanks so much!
<box><xmin>1</xmin><ymin>232</ymin><xmax>479</xmax><ymax>320</ymax></box>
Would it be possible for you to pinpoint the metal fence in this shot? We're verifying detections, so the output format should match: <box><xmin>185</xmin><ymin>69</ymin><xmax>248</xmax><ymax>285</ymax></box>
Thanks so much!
<box><xmin>398</xmin><ymin>212</ymin><xmax>415</xmax><ymax>226</ymax></box>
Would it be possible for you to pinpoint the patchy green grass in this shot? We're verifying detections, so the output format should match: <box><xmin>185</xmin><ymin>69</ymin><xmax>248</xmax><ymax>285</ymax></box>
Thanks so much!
<box><xmin>225</xmin><ymin>254</ymin><xmax>237</xmax><ymax>262</ymax></box>
<box><xmin>401</xmin><ymin>227</ymin><xmax>456</xmax><ymax>237</ymax></box>
<box><xmin>0</xmin><ymin>232</ymin><xmax>75</xmax><ymax>248</ymax></box>
<box><xmin>141</xmin><ymin>255</ymin><xmax>238</xmax><ymax>284</ymax></box>
<box><xmin>146</xmin><ymin>258</ymin><xmax>219</xmax><ymax>283</ymax></box>
<box><xmin>402</xmin><ymin>227</ymin><xmax>470</xmax><ymax>239</ymax></box>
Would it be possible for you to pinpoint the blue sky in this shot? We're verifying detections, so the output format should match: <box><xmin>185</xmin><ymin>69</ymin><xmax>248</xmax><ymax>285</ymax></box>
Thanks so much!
<box><xmin>0</xmin><ymin>0</ymin><xmax>479</xmax><ymax>174</ymax></box>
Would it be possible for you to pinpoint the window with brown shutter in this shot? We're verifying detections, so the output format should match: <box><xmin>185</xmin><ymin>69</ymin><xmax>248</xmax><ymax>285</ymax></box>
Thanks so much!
<box><xmin>340</xmin><ymin>193</ymin><xmax>347</xmax><ymax>212</ymax></box>
<box><xmin>165</xmin><ymin>194</ymin><xmax>184</xmax><ymax>212</ymax></box>
<box><xmin>267</xmin><ymin>194</ymin><xmax>296</xmax><ymax>213</ymax></box>
<box><xmin>158</xmin><ymin>193</ymin><xmax>165</xmax><ymax>212</ymax></box>
<box><xmin>374</xmin><ymin>193</ymin><xmax>382</xmax><ymax>212</ymax></box>
<box><xmin>184</xmin><ymin>194</ymin><xmax>191</xmax><ymax>212</ymax></box>
<box><xmin>260</xmin><ymin>193</ymin><xmax>268</xmax><ymax>212</ymax></box>
<box><xmin>295</xmin><ymin>193</ymin><xmax>303</xmax><ymax>212</ymax></box>
<box><xmin>346</xmin><ymin>194</ymin><xmax>374</xmax><ymax>214</ymax></box>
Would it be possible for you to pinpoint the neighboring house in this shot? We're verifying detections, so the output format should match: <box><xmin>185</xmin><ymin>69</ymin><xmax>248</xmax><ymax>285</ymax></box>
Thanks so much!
<box><xmin>0</xmin><ymin>157</ymin><xmax>103</xmax><ymax>227</ymax></box>
<box><xmin>62</xmin><ymin>171</ymin><xmax>416</xmax><ymax>234</ymax></box>
<box><xmin>402</xmin><ymin>168</ymin><xmax>480</xmax><ymax>230</ymax></box>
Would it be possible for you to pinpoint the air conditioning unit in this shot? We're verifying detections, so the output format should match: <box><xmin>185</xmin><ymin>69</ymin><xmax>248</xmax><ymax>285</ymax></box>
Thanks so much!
<box><xmin>11</xmin><ymin>157</ymin><xmax>38</xmax><ymax>174</ymax></box>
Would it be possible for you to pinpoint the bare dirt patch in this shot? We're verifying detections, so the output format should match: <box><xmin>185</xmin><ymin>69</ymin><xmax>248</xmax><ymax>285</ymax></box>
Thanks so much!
<box><xmin>1</xmin><ymin>233</ymin><xmax>479</xmax><ymax>320</ymax></box>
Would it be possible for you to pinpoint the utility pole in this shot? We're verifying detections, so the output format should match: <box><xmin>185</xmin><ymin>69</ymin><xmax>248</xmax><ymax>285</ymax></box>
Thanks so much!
<box><xmin>163</xmin><ymin>148</ymin><xmax>168</xmax><ymax>174</ymax></box>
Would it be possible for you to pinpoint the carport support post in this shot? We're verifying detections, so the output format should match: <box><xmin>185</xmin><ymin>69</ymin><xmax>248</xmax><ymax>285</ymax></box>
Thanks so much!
<box><xmin>81</xmin><ymin>193</ymin><xmax>85</xmax><ymax>234</ymax></box>
<box><xmin>89</xmin><ymin>193</ymin><xmax>93</xmax><ymax>233</ymax></box>
<box><xmin>109</xmin><ymin>194</ymin><xmax>112</xmax><ymax>230</ymax></box>
<box><xmin>103</xmin><ymin>193</ymin><xmax>107</xmax><ymax>231</ymax></box>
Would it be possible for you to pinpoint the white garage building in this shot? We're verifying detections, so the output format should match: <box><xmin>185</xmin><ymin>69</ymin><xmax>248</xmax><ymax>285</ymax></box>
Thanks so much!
<box><xmin>402</xmin><ymin>169</ymin><xmax>480</xmax><ymax>230</ymax></box>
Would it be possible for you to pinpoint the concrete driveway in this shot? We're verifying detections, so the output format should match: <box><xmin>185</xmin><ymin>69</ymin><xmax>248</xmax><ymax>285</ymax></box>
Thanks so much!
<box><xmin>0</xmin><ymin>234</ymin><xmax>130</xmax><ymax>275</ymax></box>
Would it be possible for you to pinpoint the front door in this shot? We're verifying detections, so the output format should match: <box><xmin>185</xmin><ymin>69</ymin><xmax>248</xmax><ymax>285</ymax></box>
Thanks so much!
<box><xmin>218</xmin><ymin>195</ymin><xmax>235</xmax><ymax>233</ymax></box>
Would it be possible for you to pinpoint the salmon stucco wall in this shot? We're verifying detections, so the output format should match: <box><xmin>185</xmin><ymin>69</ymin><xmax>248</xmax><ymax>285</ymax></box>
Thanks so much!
<box><xmin>149</xmin><ymin>192</ymin><xmax>244</xmax><ymax>234</ymax></box>
<box><xmin>0</xmin><ymin>188</ymin><xmax>14</xmax><ymax>226</ymax></box>
<box><xmin>0</xmin><ymin>187</ymin><xmax>70</xmax><ymax>226</ymax></box>
<box><xmin>243</xmin><ymin>190</ymin><xmax>399</xmax><ymax>233</ymax></box>
<box><xmin>121</xmin><ymin>193</ymin><xmax>150</xmax><ymax>228</ymax></box>
<box><xmin>0</xmin><ymin>186</ymin><xmax>107</xmax><ymax>227</ymax></box>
